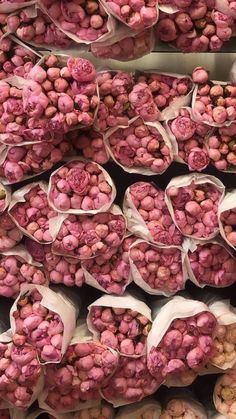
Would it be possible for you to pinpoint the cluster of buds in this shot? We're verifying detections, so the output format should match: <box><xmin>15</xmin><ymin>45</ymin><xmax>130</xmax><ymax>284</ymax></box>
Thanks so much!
<box><xmin>67</xmin><ymin>129</ymin><xmax>109</xmax><ymax>165</ymax></box>
<box><xmin>0</xmin><ymin>212</ymin><xmax>22</xmax><ymax>252</ymax></box>
<box><xmin>156</xmin><ymin>4</ymin><xmax>234</xmax><ymax>52</ymax></box>
<box><xmin>0</xmin><ymin>250</ymin><xmax>47</xmax><ymax>298</ymax></box>
<box><xmin>0</xmin><ymin>136</ymin><xmax>71</xmax><ymax>184</ymax></box>
<box><xmin>96</xmin><ymin>71</ymin><xmax>135</xmax><ymax>131</ymax></box>
<box><xmin>0</xmin><ymin>33</ymin><xmax>38</xmax><ymax>80</ymax></box>
<box><xmin>43</xmin><ymin>0</ymin><xmax>111</xmax><ymax>43</ymax></box>
<box><xmin>12</xmin><ymin>287</ymin><xmax>69</xmax><ymax>363</ymax></box>
<box><xmin>160</xmin><ymin>398</ymin><xmax>205</xmax><ymax>419</ymax></box>
<box><xmin>166</xmin><ymin>174</ymin><xmax>224</xmax><ymax>239</ymax></box>
<box><xmin>124</xmin><ymin>182</ymin><xmax>183</xmax><ymax>245</ymax></box>
<box><xmin>129</xmin><ymin>240</ymin><xmax>185</xmax><ymax>295</ymax></box>
<box><xmin>167</xmin><ymin>108</ymin><xmax>210</xmax><ymax>172</ymax></box>
<box><xmin>103</xmin><ymin>0</ymin><xmax>158</xmax><ymax>30</ymax></box>
<box><xmin>128</xmin><ymin>82</ymin><xmax>160</xmax><ymax>122</ymax></box>
<box><xmin>207</xmin><ymin>124</ymin><xmax>236</xmax><ymax>172</ymax></box>
<box><xmin>0</xmin><ymin>339</ymin><xmax>42</xmax><ymax>409</ymax></box>
<box><xmin>48</xmin><ymin>160</ymin><xmax>115</xmax><ymax>214</ymax></box>
<box><xmin>88</xmin><ymin>303</ymin><xmax>152</xmax><ymax>356</ymax></box>
<box><xmin>52</xmin><ymin>209</ymin><xmax>126</xmax><ymax>260</ymax></box>
<box><xmin>91</xmin><ymin>29</ymin><xmax>154</xmax><ymax>61</ymax></box>
<box><xmin>75</xmin><ymin>403</ymin><xmax>114</xmax><ymax>419</ymax></box>
<box><xmin>187</xmin><ymin>241</ymin><xmax>236</xmax><ymax>287</ymax></box>
<box><xmin>192</xmin><ymin>67</ymin><xmax>236</xmax><ymax>126</ymax></box>
<box><xmin>214</xmin><ymin>373</ymin><xmax>236</xmax><ymax>416</ymax></box>
<box><xmin>219</xmin><ymin>193</ymin><xmax>236</xmax><ymax>249</ymax></box>
<box><xmin>9</xmin><ymin>184</ymin><xmax>58</xmax><ymax>243</ymax></box>
<box><xmin>106</xmin><ymin>117</ymin><xmax>173</xmax><ymax>174</ymax></box>
<box><xmin>148</xmin><ymin>311</ymin><xmax>217</xmax><ymax>380</ymax></box>
<box><xmin>82</xmin><ymin>236</ymin><xmax>134</xmax><ymax>295</ymax></box>
<box><xmin>101</xmin><ymin>356</ymin><xmax>162</xmax><ymax>404</ymax></box>
<box><xmin>135</xmin><ymin>72</ymin><xmax>193</xmax><ymax>119</ymax></box>
<box><xmin>43</xmin><ymin>340</ymin><xmax>118</xmax><ymax>412</ymax></box>
<box><xmin>3</xmin><ymin>8</ymin><xmax>73</xmax><ymax>48</ymax></box>
<box><xmin>211</xmin><ymin>324</ymin><xmax>236</xmax><ymax>368</ymax></box>
<box><xmin>24</xmin><ymin>55</ymin><xmax>98</xmax><ymax>134</ymax></box>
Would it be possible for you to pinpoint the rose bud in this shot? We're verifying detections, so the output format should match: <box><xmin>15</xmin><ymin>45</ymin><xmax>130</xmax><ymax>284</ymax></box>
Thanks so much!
<box><xmin>106</xmin><ymin>116</ymin><xmax>173</xmax><ymax>175</ymax></box>
<box><xmin>10</xmin><ymin>285</ymin><xmax>77</xmax><ymax>364</ymax></box>
<box><xmin>52</xmin><ymin>206</ymin><xmax>126</xmax><ymax>260</ymax></box>
<box><xmin>0</xmin><ymin>211</ymin><xmax>22</xmax><ymax>252</ymax></box>
<box><xmin>101</xmin><ymin>356</ymin><xmax>163</xmax><ymax>406</ymax></box>
<box><xmin>129</xmin><ymin>239</ymin><xmax>187</xmax><ymax>296</ymax></box>
<box><xmin>214</xmin><ymin>373</ymin><xmax>236</xmax><ymax>416</ymax></box>
<box><xmin>219</xmin><ymin>190</ymin><xmax>236</xmax><ymax>250</ymax></box>
<box><xmin>67</xmin><ymin>128</ymin><xmax>109</xmax><ymax>165</ymax></box>
<box><xmin>87</xmin><ymin>293</ymin><xmax>152</xmax><ymax>357</ymax></box>
<box><xmin>123</xmin><ymin>181</ymin><xmax>183</xmax><ymax>246</ymax></box>
<box><xmin>165</xmin><ymin>173</ymin><xmax>225</xmax><ymax>240</ymax></box>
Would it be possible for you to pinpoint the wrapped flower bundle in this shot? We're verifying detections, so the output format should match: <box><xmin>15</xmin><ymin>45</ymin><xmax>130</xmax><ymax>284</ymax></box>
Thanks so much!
<box><xmin>115</xmin><ymin>399</ymin><xmax>161</xmax><ymax>419</ymax></box>
<box><xmin>105</xmin><ymin>117</ymin><xmax>173</xmax><ymax>175</ymax></box>
<box><xmin>82</xmin><ymin>235</ymin><xmax>134</xmax><ymax>295</ymax></box>
<box><xmin>52</xmin><ymin>207</ymin><xmax>126</xmax><ymax>260</ymax></box>
<box><xmin>129</xmin><ymin>240</ymin><xmax>186</xmax><ymax>296</ymax></box>
<box><xmin>0</xmin><ymin>211</ymin><xmax>22</xmax><ymax>252</ymax></box>
<box><xmin>95</xmin><ymin>70</ymin><xmax>136</xmax><ymax>131</ymax></box>
<box><xmin>165</xmin><ymin>173</ymin><xmax>225</xmax><ymax>240</ymax></box>
<box><xmin>87</xmin><ymin>294</ymin><xmax>152</xmax><ymax>357</ymax></box>
<box><xmin>207</xmin><ymin>124</ymin><xmax>236</xmax><ymax>172</ymax></box>
<box><xmin>10</xmin><ymin>285</ymin><xmax>77</xmax><ymax>363</ymax></box>
<box><xmin>147</xmin><ymin>297</ymin><xmax>217</xmax><ymax>383</ymax></box>
<box><xmin>9</xmin><ymin>183</ymin><xmax>58</xmax><ymax>243</ymax></box>
<box><xmin>48</xmin><ymin>160</ymin><xmax>116</xmax><ymax>214</ymax></box>
<box><xmin>192</xmin><ymin>67</ymin><xmax>236</xmax><ymax>126</ymax></box>
<box><xmin>135</xmin><ymin>72</ymin><xmax>193</xmax><ymax>120</ymax></box>
<box><xmin>123</xmin><ymin>182</ymin><xmax>183</xmax><ymax>246</ymax></box>
<box><xmin>186</xmin><ymin>240</ymin><xmax>236</xmax><ymax>288</ymax></box>
<box><xmin>101</xmin><ymin>0</ymin><xmax>158</xmax><ymax>30</ymax></box>
<box><xmin>74</xmin><ymin>403</ymin><xmax>115</xmax><ymax>419</ymax></box>
<box><xmin>67</xmin><ymin>129</ymin><xmax>109</xmax><ymax>165</ymax></box>
<box><xmin>211</xmin><ymin>320</ymin><xmax>236</xmax><ymax>370</ymax></box>
<box><xmin>0</xmin><ymin>246</ymin><xmax>47</xmax><ymax>298</ymax></box>
<box><xmin>160</xmin><ymin>394</ymin><xmax>207</xmax><ymax>419</ymax></box>
<box><xmin>166</xmin><ymin>108</ymin><xmax>210</xmax><ymax>172</ymax></box>
<box><xmin>156</xmin><ymin>3</ymin><xmax>234</xmax><ymax>52</ymax></box>
<box><xmin>214</xmin><ymin>372</ymin><xmax>236</xmax><ymax>417</ymax></box>
<box><xmin>101</xmin><ymin>355</ymin><xmax>162</xmax><ymax>406</ymax></box>
<box><xmin>219</xmin><ymin>190</ymin><xmax>236</xmax><ymax>250</ymax></box>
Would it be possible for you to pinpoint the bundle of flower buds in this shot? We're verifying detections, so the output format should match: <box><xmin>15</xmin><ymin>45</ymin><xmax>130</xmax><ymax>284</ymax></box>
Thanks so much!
<box><xmin>40</xmin><ymin>324</ymin><xmax>119</xmax><ymax>413</ymax></box>
<box><xmin>214</xmin><ymin>372</ymin><xmax>236</xmax><ymax>417</ymax></box>
<box><xmin>105</xmin><ymin>117</ymin><xmax>173</xmax><ymax>174</ymax></box>
<box><xmin>42</xmin><ymin>0</ymin><xmax>114</xmax><ymax>43</ymax></box>
<box><xmin>166</xmin><ymin>108</ymin><xmax>210</xmax><ymax>172</ymax></box>
<box><xmin>147</xmin><ymin>297</ymin><xmax>217</xmax><ymax>382</ymax></box>
<box><xmin>0</xmin><ymin>246</ymin><xmax>47</xmax><ymax>298</ymax></box>
<box><xmin>48</xmin><ymin>160</ymin><xmax>116</xmax><ymax>214</ymax></box>
<box><xmin>0</xmin><ymin>137</ymin><xmax>72</xmax><ymax>184</ymax></box>
<box><xmin>192</xmin><ymin>67</ymin><xmax>236</xmax><ymax>126</ymax></box>
<box><xmin>0</xmin><ymin>212</ymin><xmax>22</xmax><ymax>252</ymax></box>
<box><xmin>123</xmin><ymin>182</ymin><xmax>183</xmax><ymax>245</ymax></box>
<box><xmin>9</xmin><ymin>183</ymin><xmax>59</xmax><ymax>243</ymax></box>
<box><xmin>95</xmin><ymin>71</ymin><xmax>135</xmax><ymax>131</ymax></box>
<box><xmin>207</xmin><ymin>124</ymin><xmax>236</xmax><ymax>172</ymax></box>
<box><xmin>74</xmin><ymin>403</ymin><xmax>115</xmax><ymax>419</ymax></box>
<box><xmin>2</xmin><ymin>7</ymin><xmax>74</xmax><ymax>49</ymax></box>
<box><xmin>165</xmin><ymin>173</ymin><xmax>225</xmax><ymax>239</ymax></box>
<box><xmin>24</xmin><ymin>55</ymin><xmax>98</xmax><ymax>133</ymax></box>
<box><xmin>135</xmin><ymin>71</ymin><xmax>193</xmax><ymax>120</ymax></box>
<box><xmin>186</xmin><ymin>239</ymin><xmax>236</xmax><ymax>288</ymax></box>
<box><xmin>25</xmin><ymin>239</ymin><xmax>85</xmax><ymax>288</ymax></box>
<box><xmin>67</xmin><ymin>129</ymin><xmax>109</xmax><ymax>165</ymax></box>
<box><xmin>0</xmin><ymin>34</ymin><xmax>39</xmax><ymax>80</ymax></box>
<box><xmin>101</xmin><ymin>355</ymin><xmax>162</xmax><ymax>405</ymax></box>
<box><xmin>156</xmin><ymin>4</ymin><xmax>234</xmax><ymax>52</ymax></box>
<box><xmin>87</xmin><ymin>294</ymin><xmax>152</xmax><ymax>356</ymax></box>
<box><xmin>82</xmin><ymin>235</ymin><xmax>134</xmax><ymax>295</ymax></box>
<box><xmin>0</xmin><ymin>183</ymin><xmax>10</xmax><ymax>214</ymax></box>
<box><xmin>219</xmin><ymin>190</ymin><xmax>236</xmax><ymax>249</ymax></box>
<box><xmin>91</xmin><ymin>29</ymin><xmax>154</xmax><ymax>61</ymax></box>
<box><xmin>160</xmin><ymin>393</ymin><xmax>207</xmax><ymax>419</ymax></box>
<box><xmin>101</xmin><ymin>0</ymin><xmax>158</xmax><ymax>30</ymax></box>
<box><xmin>52</xmin><ymin>206</ymin><xmax>126</xmax><ymax>260</ymax></box>
<box><xmin>129</xmin><ymin>240</ymin><xmax>187</xmax><ymax>296</ymax></box>
<box><xmin>115</xmin><ymin>398</ymin><xmax>161</xmax><ymax>419</ymax></box>
<box><xmin>0</xmin><ymin>338</ymin><xmax>43</xmax><ymax>409</ymax></box>
<box><xmin>10</xmin><ymin>285</ymin><xmax>77</xmax><ymax>363</ymax></box>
